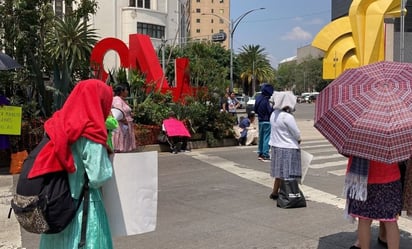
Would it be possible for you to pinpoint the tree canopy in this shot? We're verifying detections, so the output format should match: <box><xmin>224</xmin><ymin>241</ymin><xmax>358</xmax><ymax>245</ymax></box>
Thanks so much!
<box><xmin>237</xmin><ymin>44</ymin><xmax>275</xmax><ymax>96</ymax></box>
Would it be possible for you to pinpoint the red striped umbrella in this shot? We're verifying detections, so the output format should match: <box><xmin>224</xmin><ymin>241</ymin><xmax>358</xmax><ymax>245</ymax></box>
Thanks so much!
<box><xmin>314</xmin><ymin>61</ymin><xmax>412</xmax><ymax>164</ymax></box>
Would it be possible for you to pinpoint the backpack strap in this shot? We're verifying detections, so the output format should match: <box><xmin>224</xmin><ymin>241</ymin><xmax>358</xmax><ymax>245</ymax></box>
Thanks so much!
<box><xmin>78</xmin><ymin>174</ymin><xmax>90</xmax><ymax>248</ymax></box>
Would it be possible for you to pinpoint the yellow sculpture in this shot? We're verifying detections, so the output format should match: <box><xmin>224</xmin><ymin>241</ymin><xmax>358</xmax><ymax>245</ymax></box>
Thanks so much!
<box><xmin>312</xmin><ymin>0</ymin><xmax>402</xmax><ymax>79</ymax></box>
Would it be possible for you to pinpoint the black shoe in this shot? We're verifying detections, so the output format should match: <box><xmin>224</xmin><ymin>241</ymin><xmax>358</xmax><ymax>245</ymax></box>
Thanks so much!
<box><xmin>349</xmin><ymin>246</ymin><xmax>360</xmax><ymax>249</ymax></box>
<box><xmin>269</xmin><ymin>193</ymin><xmax>278</xmax><ymax>200</ymax></box>
<box><xmin>175</xmin><ymin>142</ymin><xmax>182</xmax><ymax>153</ymax></box>
<box><xmin>377</xmin><ymin>237</ymin><xmax>388</xmax><ymax>248</ymax></box>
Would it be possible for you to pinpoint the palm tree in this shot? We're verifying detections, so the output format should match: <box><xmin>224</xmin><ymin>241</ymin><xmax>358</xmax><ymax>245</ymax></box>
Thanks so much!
<box><xmin>237</xmin><ymin>45</ymin><xmax>275</xmax><ymax>96</ymax></box>
<box><xmin>45</xmin><ymin>15</ymin><xmax>99</xmax><ymax>110</ymax></box>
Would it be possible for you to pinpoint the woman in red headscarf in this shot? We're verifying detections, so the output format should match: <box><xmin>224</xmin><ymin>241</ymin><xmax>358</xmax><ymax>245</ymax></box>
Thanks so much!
<box><xmin>36</xmin><ymin>79</ymin><xmax>114</xmax><ymax>249</ymax></box>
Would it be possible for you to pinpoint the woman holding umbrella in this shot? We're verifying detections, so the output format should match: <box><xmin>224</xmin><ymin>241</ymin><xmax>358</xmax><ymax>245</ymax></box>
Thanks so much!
<box><xmin>313</xmin><ymin>61</ymin><xmax>412</xmax><ymax>249</ymax></box>
<box><xmin>346</xmin><ymin>157</ymin><xmax>402</xmax><ymax>249</ymax></box>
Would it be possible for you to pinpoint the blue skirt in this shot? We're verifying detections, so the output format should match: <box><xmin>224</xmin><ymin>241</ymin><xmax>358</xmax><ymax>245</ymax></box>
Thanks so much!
<box><xmin>270</xmin><ymin>146</ymin><xmax>301</xmax><ymax>179</ymax></box>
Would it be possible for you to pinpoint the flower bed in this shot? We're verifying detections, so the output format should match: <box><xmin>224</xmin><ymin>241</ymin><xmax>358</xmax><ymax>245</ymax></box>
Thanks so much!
<box><xmin>134</xmin><ymin>124</ymin><xmax>162</xmax><ymax>146</ymax></box>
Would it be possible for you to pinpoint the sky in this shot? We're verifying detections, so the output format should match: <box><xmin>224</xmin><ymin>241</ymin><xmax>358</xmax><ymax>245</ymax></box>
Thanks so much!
<box><xmin>230</xmin><ymin>0</ymin><xmax>331</xmax><ymax>68</ymax></box>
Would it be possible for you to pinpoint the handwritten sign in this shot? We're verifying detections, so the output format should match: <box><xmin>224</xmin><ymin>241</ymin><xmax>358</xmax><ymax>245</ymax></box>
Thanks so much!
<box><xmin>0</xmin><ymin>106</ymin><xmax>22</xmax><ymax>135</ymax></box>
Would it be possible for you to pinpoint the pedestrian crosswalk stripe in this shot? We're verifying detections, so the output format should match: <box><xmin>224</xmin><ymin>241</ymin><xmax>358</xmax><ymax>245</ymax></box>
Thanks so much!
<box><xmin>301</xmin><ymin>140</ymin><xmax>328</xmax><ymax>144</ymax></box>
<box><xmin>328</xmin><ymin>169</ymin><xmax>347</xmax><ymax>176</ymax></box>
<box><xmin>301</xmin><ymin>144</ymin><xmax>335</xmax><ymax>149</ymax></box>
<box><xmin>310</xmin><ymin>160</ymin><xmax>348</xmax><ymax>169</ymax></box>
<box><xmin>313</xmin><ymin>154</ymin><xmax>345</xmax><ymax>160</ymax></box>
<box><xmin>189</xmin><ymin>151</ymin><xmax>412</xmax><ymax>233</ymax></box>
<box><xmin>303</xmin><ymin>147</ymin><xmax>339</xmax><ymax>154</ymax></box>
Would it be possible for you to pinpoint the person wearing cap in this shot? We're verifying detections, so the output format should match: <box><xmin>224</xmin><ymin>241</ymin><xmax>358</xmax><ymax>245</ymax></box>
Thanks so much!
<box><xmin>254</xmin><ymin>84</ymin><xmax>274</xmax><ymax>161</ymax></box>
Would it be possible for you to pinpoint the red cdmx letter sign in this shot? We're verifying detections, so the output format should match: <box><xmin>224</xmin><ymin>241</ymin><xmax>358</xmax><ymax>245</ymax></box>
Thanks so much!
<box><xmin>91</xmin><ymin>34</ymin><xmax>193</xmax><ymax>101</ymax></box>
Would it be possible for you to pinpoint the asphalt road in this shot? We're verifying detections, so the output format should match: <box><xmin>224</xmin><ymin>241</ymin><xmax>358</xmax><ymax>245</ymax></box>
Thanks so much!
<box><xmin>8</xmin><ymin>103</ymin><xmax>412</xmax><ymax>248</ymax></box>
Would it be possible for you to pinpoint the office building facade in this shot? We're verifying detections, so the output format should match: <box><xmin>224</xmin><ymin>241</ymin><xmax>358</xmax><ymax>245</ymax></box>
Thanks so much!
<box><xmin>188</xmin><ymin>0</ymin><xmax>230</xmax><ymax>48</ymax></box>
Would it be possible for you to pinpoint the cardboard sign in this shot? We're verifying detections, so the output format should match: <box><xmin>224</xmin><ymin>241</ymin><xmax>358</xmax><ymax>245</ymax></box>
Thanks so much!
<box><xmin>103</xmin><ymin>152</ymin><xmax>158</xmax><ymax>237</ymax></box>
<box><xmin>0</xmin><ymin>106</ymin><xmax>22</xmax><ymax>135</ymax></box>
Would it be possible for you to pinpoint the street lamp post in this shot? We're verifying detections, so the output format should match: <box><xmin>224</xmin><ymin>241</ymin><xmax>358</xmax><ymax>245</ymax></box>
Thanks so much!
<box><xmin>229</xmin><ymin>8</ymin><xmax>265</xmax><ymax>91</ymax></box>
<box><xmin>400</xmin><ymin>0</ymin><xmax>406</xmax><ymax>62</ymax></box>
<box><xmin>203</xmin><ymin>8</ymin><xmax>265</xmax><ymax>91</ymax></box>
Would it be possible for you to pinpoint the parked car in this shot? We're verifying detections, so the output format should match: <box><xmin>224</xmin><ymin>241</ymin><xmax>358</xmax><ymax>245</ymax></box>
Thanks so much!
<box><xmin>301</xmin><ymin>92</ymin><xmax>319</xmax><ymax>104</ymax></box>
<box><xmin>246</xmin><ymin>91</ymin><xmax>261</xmax><ymax>113</ymax></box>
<box><xmin>236</xmin><ymin>96</ymin><xmax>247</xmax><ymax>109</ymax></box>
<box><xmin>296</xmin><ymin>96</ymin><xmax>305</xmax><ymax>104</ymax></box>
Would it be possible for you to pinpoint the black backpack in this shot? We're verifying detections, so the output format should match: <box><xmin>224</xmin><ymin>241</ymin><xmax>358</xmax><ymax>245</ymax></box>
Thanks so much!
<box><xmin>9</xmin><ymin>135</ymin><xmax>89</xmax><ymax>239</ymax></box>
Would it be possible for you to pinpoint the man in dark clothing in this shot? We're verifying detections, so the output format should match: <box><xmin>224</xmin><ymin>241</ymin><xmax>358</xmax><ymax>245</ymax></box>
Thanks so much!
<box><xmin>254</xmin><ymin>84</ymin><xmax>274</xmax><ymax>161</ymax></box>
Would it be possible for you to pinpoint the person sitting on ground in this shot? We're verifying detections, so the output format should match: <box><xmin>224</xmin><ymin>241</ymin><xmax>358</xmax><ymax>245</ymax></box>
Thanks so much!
<box><xmin>161</xmin><ymin>111</ymin><xmax>191</xmax><ymax>154</ymax></box>
<box><xmin>238</xmin><ymin>111</ymin><xmax>258</xmax><ymax>146</ymax></box>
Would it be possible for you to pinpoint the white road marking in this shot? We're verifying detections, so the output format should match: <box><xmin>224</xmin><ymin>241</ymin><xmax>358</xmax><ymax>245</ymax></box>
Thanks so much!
<box><xmin>312</xmin><ymin>154</ymin><xmax>345</xmax><ymax>160</ymax></box>
<box><xmin>328</xmin><ymin>169</ymin><xmax>347</xmax><ymax>176</ymax></box>
<box><xmin>303</xmin><ymin>147</ymin><xmax>340</xmax><ymax>154</ymax></box>
<box><xmin>189</xmin><ymin>151</ymin><xmax>412</xmax><ymax>233</ymax></box>
<box><xmin>301</xmin><ymin>139</ymin><xmax>328</xmax><ymax>145</ymax></box>
<box><xmin>301</xmin><ymin>144</ymin><xmax>335</xmax><ymax>149</ymax></box>
<box><xmin>310</xmin><ymin>160</ymin><xmax>348</xmax><ymax>169</ymax></box>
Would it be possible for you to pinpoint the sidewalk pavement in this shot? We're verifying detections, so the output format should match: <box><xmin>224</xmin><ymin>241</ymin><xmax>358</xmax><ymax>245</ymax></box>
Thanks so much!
<box><xmin>297</xmin><ymin>119</ymin><xmax>323</xmax><ymax>141</ymax></box>
<box><xmin>0</xmin><ymin>173</ymin><xmax>20</xmax><ymax>249</ymax></box>
<box><xmin>0</xmin><ymin>119</ymin><xmax>323</xmax><ymax>249</ymax></box>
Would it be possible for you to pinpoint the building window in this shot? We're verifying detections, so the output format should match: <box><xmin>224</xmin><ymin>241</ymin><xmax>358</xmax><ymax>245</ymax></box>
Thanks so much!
<box><xmin>137</xmin><ymin>22</ymin><xmax>165</xmax><ymax>39</ymax></box>
<box><xmin>196</xmin><ymin>0</ymin><xmax>200</xmax><ymax>2</ymax></box>
<box><xmin>211</xmin><ymin>19</ymin><xmax>214</xmax><ymax>23</ymax></box>
<box><xmin>137</xmin><ymin>0</ymin><xmax>150</xmax><ymax>9</ymax></box>
<box><xmin>129</xmin><ymin>0</ymin><xmax>136</xmax><ymax>6</ymax></box>
<box><xmin>196</xmin><ymin>19</ymin><xmax>200</xmax><ymax>23</ymax></box>
<box><xmin>219</xmin><ymin>29</ymin><xmax>224</xmax><ymax>33</ymax></box>
<box><xmin>211</xmin><ymin>9</ymin><xmax>214</xmax><ymax>13</ymax></box>
<box><xmin>219</xmin><ymin>9</ymin><xmax>224</xmax><ymax>14</ymax></box>
<box><xmin>196</xmin><ymin>29</ymin><xmax>201</xmax><ymax>33</ymax></box>
<box><xmin>211</xmin><ymin>29</ymin><xmax>214</xmax><ymax>33</ymax></box>
<box><xmin>219</xmin><ymin>18</ymin><xmax>224</xmax><ymax>24</ymax></box>
<box><xmin>196</xmin><ymin>8</ymin><xmax>201</xmax><ymax>13</ymax></box>
<box><xmin>219</xmin><ymin>0</ymin><xmax>224</xmax><ymax>3</ymax></box>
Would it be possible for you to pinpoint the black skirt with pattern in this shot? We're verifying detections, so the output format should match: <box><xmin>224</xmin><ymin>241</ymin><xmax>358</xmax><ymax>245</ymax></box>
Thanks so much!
<box><xmin>348</xmin><ymin>180</ymin><xmax>402</xmax><ymax>220</ymax></box>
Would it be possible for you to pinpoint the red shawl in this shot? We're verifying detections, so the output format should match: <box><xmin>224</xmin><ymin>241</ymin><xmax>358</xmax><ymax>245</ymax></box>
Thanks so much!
<box><xmin>28</xmin><ymin>79</ymin><xmax>113</xmax><ymax>178</ymax></box>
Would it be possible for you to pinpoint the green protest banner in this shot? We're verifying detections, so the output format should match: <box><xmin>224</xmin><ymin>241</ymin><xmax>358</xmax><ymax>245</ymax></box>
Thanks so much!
<box><xmin>0</xmin><ymin>106</ymin><xmax>22</xmax><ymax>135</ymax></box>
